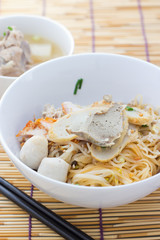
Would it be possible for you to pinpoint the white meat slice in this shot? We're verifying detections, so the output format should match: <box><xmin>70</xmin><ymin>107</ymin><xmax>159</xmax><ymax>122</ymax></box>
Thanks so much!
<box><xmin>90</xmin><ymin>125</ymin><xmax>138</xmax><ymax>162</ymax></box>
<box><xmin>48</xmin><ymin>105</ymin><xmax>111</xmax><ymax>144</ymax></box>
<box><xmin>0</xmin><ymin>26</ymin><xmax>31</xmax><ymax>77</ymax></box>
<box><xmin>20</xmin><ymin>136</ymin><xmax>48</xmax><ymax>170</ymax></box>
<box><xmin>38</xmin><ymin>157</ymin><xmax>70</xmax><ymax>182</ymax></box>
<box><xmin>68</xmin><ymin>103</ymin><xmax>127</xmax><ymax>147</ymax></box>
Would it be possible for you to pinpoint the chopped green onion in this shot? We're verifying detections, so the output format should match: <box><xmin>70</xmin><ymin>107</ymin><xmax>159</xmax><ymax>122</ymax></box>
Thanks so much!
<box><xmin>78</xmin><ymin>78</ymin><xmax>83</xmax><ymax>89</ymax></box>
<box><xmin>8</xmin><ymin>26</ymin><xmax>13</xmax><ymax>31</ymax></box>
<box><xmin>74</xmin><ymin>78</ymin><xmax>83</xmax><ymax>95</ymax></box>
<box><xmin>126</xmin><ymin>106</ymin><xmax>134</xmax><ymax>111</ymax></box>
<box><xmin>74</xmin><ymin>165</ymin><xmax>79</xmax><ymax>170</ymax></box>
<box><xmin>32</xmin><ymin>35</ymin><xmax>40</xmax><ymax>41</ymax></box>
<box><xmin>101</xmin><ymin>146</ymin><xmax>106</xmax><ymax>149</ymax></box>
<box><xmin>141</xmin><ymin>124</ymin><xmax>148</xmax><ymax>127</ymax></box>
<box><xmin>105</xmin><ymin>177</ymin><xmax>109</xmax><ymax>181</ymax></box>
<box><xmin>3</xmin><ymin>32</ymin><xmax>6</xmax><ymax>36</ymax></box>
<box><xmin>71</xmin><ymin>160</ymin><xmax>79</xmax><ymax>169</ymax></box>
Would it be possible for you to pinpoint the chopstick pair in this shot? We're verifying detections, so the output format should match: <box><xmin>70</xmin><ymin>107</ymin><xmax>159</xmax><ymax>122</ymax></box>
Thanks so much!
<box><xmin>0</xmin><ymin>177</ymin><xmax>94</xmax><ymax>240</ymax></box>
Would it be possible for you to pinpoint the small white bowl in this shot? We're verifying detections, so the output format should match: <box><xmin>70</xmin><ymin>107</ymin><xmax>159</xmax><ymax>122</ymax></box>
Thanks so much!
<box><xmin>0</xmin><ymin>53</ymin><xmax>160</xmax><ymax>208</ymax></box>
<box><xmin>0</xmin><ymin>76</ymin><xmax>16</xmax><ymax>99</ymax></box>
<box><xmin>0</xmin><ymin>15</ymin><xmax>74</xmax><ymax>98</ymax></box>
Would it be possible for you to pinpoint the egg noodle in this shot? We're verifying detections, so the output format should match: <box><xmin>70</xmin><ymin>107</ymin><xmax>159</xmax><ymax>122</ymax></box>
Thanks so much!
<box><xmin>44</xmin><ymin>96</ymin><xmax>160</xmax><ymax>187</ymax></box>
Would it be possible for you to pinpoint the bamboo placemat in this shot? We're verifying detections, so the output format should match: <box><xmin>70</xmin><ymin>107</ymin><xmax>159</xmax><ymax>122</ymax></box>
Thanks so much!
<box><xmin>1</xmin><ymin>0</ymin><xmax>160</xmax><ymax>239</ymax></box>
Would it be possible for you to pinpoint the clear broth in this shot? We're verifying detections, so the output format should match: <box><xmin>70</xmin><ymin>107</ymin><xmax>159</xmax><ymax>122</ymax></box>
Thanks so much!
<box><xmin>25</xmin><ymin>35</ymin><xmax>64</xmax><ymax>65</ymax></box>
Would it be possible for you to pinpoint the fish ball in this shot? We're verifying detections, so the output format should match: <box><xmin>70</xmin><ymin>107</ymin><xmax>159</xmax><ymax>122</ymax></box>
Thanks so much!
<box><xmin>20</xmin><ymin>136</ymin><xmax>48</xmax><ymax>169</ymax></box>
<box><xmin>38</xmin><ymin>157</ymin><xmax>70</xmax><ymax>182</ymax></box>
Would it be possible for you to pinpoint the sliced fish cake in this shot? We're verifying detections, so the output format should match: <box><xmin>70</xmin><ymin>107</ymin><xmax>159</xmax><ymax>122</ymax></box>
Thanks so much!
<box><xmin>61</xmin><ymin>101</ymin><xmax>83</xmax><ymax>114</ymax></box>
<box><xmin>125</xmin><ymin>106</ymin><xmax>153</xmax><ymax>125</ymax></box>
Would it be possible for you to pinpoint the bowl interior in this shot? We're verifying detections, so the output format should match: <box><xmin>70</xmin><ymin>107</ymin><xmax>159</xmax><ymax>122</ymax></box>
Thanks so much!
<box><xmin>0</xmin><ymin>53</ymin><xmax>160</xmax><ymax>159</ymax></box>
<box><xmin>0</xmin><ymin>76</ymin><xmax>16</xmax><ymax>99</ymax></box>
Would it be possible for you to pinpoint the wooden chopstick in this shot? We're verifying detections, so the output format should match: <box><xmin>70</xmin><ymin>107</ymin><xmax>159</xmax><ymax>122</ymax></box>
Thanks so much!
<box><xmin>0</xmin><ymin>177</ymin><xmax>94</xmax><ymax>240</ymax></box>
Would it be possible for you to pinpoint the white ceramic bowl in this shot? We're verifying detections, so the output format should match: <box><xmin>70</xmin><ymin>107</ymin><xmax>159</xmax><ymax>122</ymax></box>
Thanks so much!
<box><xmin>0</xmin><ymin>53</ymin><xmax>160</xmax><ymax>208</ymax></box>
<box><xmin>0</xmin><ymin>15</ymin><xmax>74</xmax><ymax>98</ymax></box>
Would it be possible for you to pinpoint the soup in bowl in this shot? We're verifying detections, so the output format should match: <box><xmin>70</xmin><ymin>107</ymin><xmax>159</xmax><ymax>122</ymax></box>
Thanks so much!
<box><xmin>0</xmin><ymin>15</ymin><xmax>74</xmax><ymax>97</ymax></box>
<box><xmin>0</xmin><ymin>53</ymin><xmax>160</xmax><ymax>208</ymax></box>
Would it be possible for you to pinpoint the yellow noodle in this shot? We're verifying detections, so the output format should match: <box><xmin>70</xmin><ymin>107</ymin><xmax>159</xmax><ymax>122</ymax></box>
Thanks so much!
<box><xmin>46</xmin><ymin>97</ymin><xmax>160</xmax><ymax>187</ymax></box>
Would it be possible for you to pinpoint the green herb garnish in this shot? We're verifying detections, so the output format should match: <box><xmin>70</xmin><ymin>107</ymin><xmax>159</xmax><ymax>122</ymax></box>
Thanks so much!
<box><xmin>105</xmin><ymin>177</ymin><xmax>109</xmax><ymax>181</ymax></box>
<box><xmin>71</xmin><ymin>160</ymin><xmax>79</xmax><ymax>169</ymax></box>
<box><xmin>74</xmin><ymin>78</ymin><xmax>83</xmax><ymax>95</ymax></box>
<box><xmin>32</xmin><ymin>35</ymin><xmax>40</xmax><ymax>41</ymax></box>
<box><xmin>8</xmin><ymin>26</ymin><xmax>13</xmax><ymax>31</ymax></box>
<box><xmin>3</xmin><ymin>32</ymin><xmax>6</xmax><ymax>36</ymax></box>
<box><xmin>141</xmin><ymin>124</ymin><xmax>148</xmax><ymax>127</ymax></box>
<box><xmin>74</xmin><ymin>165</ymin><xmax>79</xmax><ymax>170</ymax></box>
<box><xmin>126</xmin><ymin>106</ymin><xmax>134</xmax><ymax>111</ymax></box>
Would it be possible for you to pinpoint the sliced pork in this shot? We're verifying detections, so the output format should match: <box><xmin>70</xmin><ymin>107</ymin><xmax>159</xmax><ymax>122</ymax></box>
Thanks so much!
<box><xmin>0</xmin><ymin>26</ymin><xmax>32</xmax><ymax>77</ymax></box>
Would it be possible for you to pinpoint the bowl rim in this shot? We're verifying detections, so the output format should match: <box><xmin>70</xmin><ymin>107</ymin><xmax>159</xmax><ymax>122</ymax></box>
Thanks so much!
<box><xmin>0</xmin><ymin>75</ymin><xmax>16</xmax><ymax>80</ymax></box>
<box><xmin>1</xmin><ymin>52</ymin><xmax>160</xmax><ymax>191</ymax></box>
<box><xmin>0</xmin><ymin>14</ymin><xmax>74</xmax><ymax>78</ymax></box>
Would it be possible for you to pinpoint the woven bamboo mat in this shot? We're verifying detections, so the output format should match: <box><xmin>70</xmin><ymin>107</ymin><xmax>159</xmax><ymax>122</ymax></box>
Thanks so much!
<box><xmin>1</xmin><ymin>0</ymin><xmax>160</xmax><ymax>239</ymax></box>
